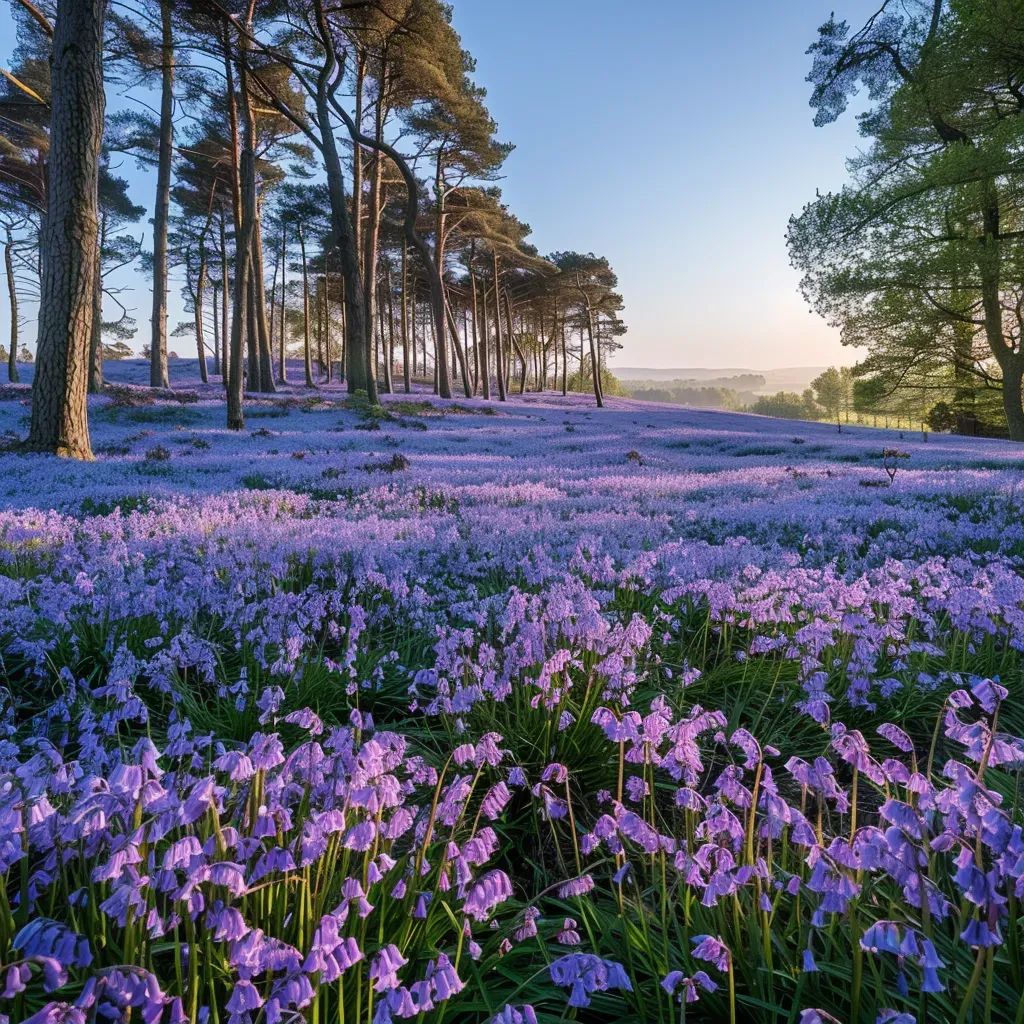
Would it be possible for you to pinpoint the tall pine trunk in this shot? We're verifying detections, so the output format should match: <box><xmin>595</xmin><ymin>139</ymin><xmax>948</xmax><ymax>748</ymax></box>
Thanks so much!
<box><xmin>385</xmin><ymin>264</ymin><xmax>396</xmax><ymax>393</ymax></box>
<box><xmin>5</xmin><ymin>229</ymin><xmax>19</xmax><ymax>383</ymax></box>
<box><xmin>364</xmin><ymin>86</ymin><xmax>385</xmax><ymax>394</ymax></box>
<box><xmin>401</xmin><ymin>241</ymin><xmax>410</xmax><ymax>393</ymax></box>
<box><xmin>470</xmin><ymin>268</ymin><xmax>480</xmax><ymax>395</ymax></box>
<box><xmin>88</xmin><ymin>211</ymin><xmax>103</xmax><ymax>392</ymax></box>
<box><xmin>299</xmin><ymin>224</ymin><xmax>314</xmax><ymax>387</ymax></box>
<box><xmin>279</xmin><ymin>219</ymin><xmax>287</xmax><ymax>382</ymax></box>
<box><xmin>226</xmin><ymin>17</ymin><xmax>254</xmax><ymax>431</ymax></box>
<box><xmin>478</xmin><ymin>272</ymin><xmax>490</xmax><ymax>400</ymax></box>
<box><xmin>311</xmin><ymin>37</ymin><xmax>368</xmax><ymax>399</ymax></box>
<box><xmin>219</xmin><ymin>212</ymin><xmax>230</xmax><ymax>386</ymax></box>
<box><xmin>27</xmin><ymin>0</ymin><xmax>104</xmax><ymax>459</ymax></box>
<box><xmin>195</xmin><ymin>254</ymin><xmax>209</xmax><ymax>383</ymax></box>
<box><xmin>253</xmin><ymin>209</ymin><xmax>275</xmax><ymax>392</ymax></box>
<box><xmin>492</xmin><ymin>256</ymin><xmax>506</xmax><ymax>402</ymax></box>
<box><xmin>212</xmin><ymin>281</ymin><xmax>220</xmax><ymax>376</ymax></box>
<box><xmin>252</xmin><ymin>254</ymin><xmax>273</xmax><ymax>392</ymax></box>
<box><xmin>149</xmin><ymin>0</ymin><xmax>174</xmax><ymax>389</ymax></box>
<box><xmin>561</xmin><ymin>316</ymin><xmax>568</xmax><ymax>396</ymax></box>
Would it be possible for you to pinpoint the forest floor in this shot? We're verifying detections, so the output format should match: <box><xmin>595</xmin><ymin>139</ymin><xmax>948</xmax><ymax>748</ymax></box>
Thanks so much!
<box><xmin>3</xmin><ymin>360</ymin><xmax>1024</xmax><ymax>1023</ymax></box>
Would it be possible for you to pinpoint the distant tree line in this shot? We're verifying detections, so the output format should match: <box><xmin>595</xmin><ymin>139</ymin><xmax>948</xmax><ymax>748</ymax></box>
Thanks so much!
<box><xmin>625</xmin><ymin>374</ymin><xmax>765</xmax><ymax>410</ymax></box>
<box><xmin>0</xmin><ymin>0</ymin><xmax>627</xmax><ymax>459</ymax></box>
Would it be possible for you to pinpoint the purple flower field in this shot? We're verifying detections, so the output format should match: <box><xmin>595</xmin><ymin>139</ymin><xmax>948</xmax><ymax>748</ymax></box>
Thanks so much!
<box><xmin>1</xmin><ymin>363</ymin><xmax>1023</xmax><ymax>1024</ymax></box>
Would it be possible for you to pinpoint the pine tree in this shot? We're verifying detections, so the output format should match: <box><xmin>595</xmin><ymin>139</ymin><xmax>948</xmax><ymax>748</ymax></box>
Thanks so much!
<box><xmin>26</xmin><ymin>0</ymin><xmax>105</xmax><ymax>460</ymax></box>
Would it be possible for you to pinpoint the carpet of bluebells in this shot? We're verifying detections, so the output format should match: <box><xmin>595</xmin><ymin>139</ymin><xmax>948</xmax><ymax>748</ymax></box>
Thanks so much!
<box><xmin>1</xmin><ymin>361</ymin><xmax>1024</xmax><ymax>1024</ymax></box>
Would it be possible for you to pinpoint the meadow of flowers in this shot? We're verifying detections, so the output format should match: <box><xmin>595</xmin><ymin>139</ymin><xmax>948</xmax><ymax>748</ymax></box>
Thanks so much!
<box><xmin>1</xmin><ymin>362</ymin><xmax>1023</xmax><ymax>1024</ymax></box>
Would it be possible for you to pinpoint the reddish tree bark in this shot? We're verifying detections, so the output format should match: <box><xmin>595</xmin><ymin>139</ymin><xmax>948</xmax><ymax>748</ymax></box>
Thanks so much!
<box><xmin>27</xmin><ymin>0</ymin><xmax>105</xmax><ymax>459</ymax></box>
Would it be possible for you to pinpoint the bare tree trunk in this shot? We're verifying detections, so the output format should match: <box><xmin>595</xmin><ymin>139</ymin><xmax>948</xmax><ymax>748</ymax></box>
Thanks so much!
<box><xmin>195</xmin><ymin>255</ymin><xmax>209</xmax><ymax>383</ymax></box>
<box><xmin>445</xmin><ymin>300</ymin><xmax>472</xmax><ymax>397</ymax></box>
<box><xmin>364</xmin><ymin>85</ymin><xmax>386</xmax><ymax>396</ymax></box>
<box><xmin>561</xmin><ymin>316</ymin><xmax>568</xmax><ymax>396</ymax></box>
<box><xmin>5</xmin><ymin>229</ymin><xmax>20</xmax><ymax>383</ymax></box>
<box><xmin>326</xmin><ymin>72</ymin><xmax>450</xmax><ymax>400</ymax></box>
<box><xmin>377</xmin><ymin>279</ymin><xmax>391</xmax><ymax>392</ymax></box>
<box><xmin>325</xmin><ymin>264</ymin><xmax>333</xmax><ymax>383</ymax></box>
<box><xmin>278</xmin><ymin>218</ymin><xmax>287</xmax><ymax>381</ymax></box>
<box><xmin>246</xmin><ymin>261</ymin><xmax>258</xmax><ymax>393</ymax></box>
<box><xmin>212</xmin><ymin>281</ymin><xmax>220</xmax><ymax>376</ymax></box>
<box><xmin>577</xmin><ymin>285</ymin><xmax>604</xmax><ymax>409</ymax></box>
<box><xmin>401</xmin><ymin>240</ymin><xmax>410</xmax><ymax>393</ymax></box>
<box><xmin>352</xmin><ymin>52</ymin><xmax>365</xmax><ymax>271</ymax></box>
<box><xmin>492</xmin><ymin>256</ymin><xmax>507</xmax><ymax>402</ymax></box>
<box><xmin>410</xmin><ymin>283</ymin><xmax>417</xmax><ymax>380</ymax></box>
<box><xmin>552</xmin><ymin>309</ymin><xmax>558</xmax><ymax>393</ymax></box>
<box><xmin>245</xmin><ymin>261</ymin><xmax>259</xmax><ymax>394</ymax></box>
<box><xmin>27</xmin><ymin>0</ymin><xmax>104</xmax><ymax>459</ymax></box>
<box><xmin>314</xmin><ymin>87</ymin><xmax>368</xmax><ymax>398</ymax></box>
<box><xmin>479</xmin><ymin>272</ymin><xmax>490</xmax><ymax>400</ymax></box>
<box><xmin>316</xmin><ymin>276</ymin><xmax>323</xmax><ymax>379</ymax></box>
<box><xmin>226</xmin><ymin>17</ymin><xmax>255</xmax><ymax>432</ymax></box>
<box><xmin>88</xmin><ymin>216</ymin><xmax>103</xmax><ymax>392</ymax></box>
<box><xmin>219</xmin><ymin>212</ymin><xmax>229</xmax><ymax>385</ymax></box>
<box><xmin>299</xmin><ymin>223</ymin><xmax>314</xmax><ymax>388</ymax></box>
<box><xmin>470</xmin><ymin>268</ymin><xmax>480</xmax><ymax>395</ymax></box>
<box><xmin>149</xmin><ymin>0</ymin><xmax>174</xmax><ymax>389</ymax></box>
<box><xmin>385</xmin><ymin>263</ymin><xmax>396</xmax><ymax>394</ymax></box>
<box><xmin>505</xmin><ymin>291</ymin><xmax>527</xmax><ymax>395</ymax></box>
<box><xmin>252</xmin><ymin>211</ymin><xmax>275</xmax><ymax>392</ymax></box>
<box><xmin>464</xmin><ymin>306</ymin><xmax>473</xmax><ymax>392</ymax></box>
<box><xmin>972</xmin><ymin>189</ymin><xmax>1023</xmax><ymax>439</ymax></box>
<box><xmin>339</xmin><ymin>274</ymin><xmax>347</xmax><ymax>379</ymax></box>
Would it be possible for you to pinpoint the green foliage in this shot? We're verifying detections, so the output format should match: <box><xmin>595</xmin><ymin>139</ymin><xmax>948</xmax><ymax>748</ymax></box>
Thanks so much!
<box><xmin>751</xmin><ymin>390</ymin><xmax>819</xmax><ymax>421</ymax></box>
<box><xmin>566</xmin><ymin>362</ymin><xmax>628</xmax><ymax>397</ymax></box>
<box><xmin>790</xmin><ymin>0</ymin><xmax>1024</xmax><ymax>437</ymax></box>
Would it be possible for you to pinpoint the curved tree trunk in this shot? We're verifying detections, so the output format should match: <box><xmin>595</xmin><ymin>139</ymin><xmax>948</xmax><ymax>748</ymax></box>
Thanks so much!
<box><xmin>149</xmin><ymin>0</ymin><xmax>173</xmax><ymax>389</ymax></box>
<box><xmin>27</xmin><ymin>0</ymin><xmax>104</xmax><ymax>459</ymax></box>
<box><xmin>313</xmin><ymin>88</ymin><xmax>368</xmax><ymax>397</ymax></box>
<box><xmin>5</xmin><ymin>230</ymin><xmax>19</xmax><ymax>383</ymax></box>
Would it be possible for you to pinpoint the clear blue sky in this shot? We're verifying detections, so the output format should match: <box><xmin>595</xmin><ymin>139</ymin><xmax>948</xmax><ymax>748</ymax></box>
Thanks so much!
<box><xmin>1</xmin><ymin>0</ymin><xmax>876</xmax><ymax>371</ymax></box>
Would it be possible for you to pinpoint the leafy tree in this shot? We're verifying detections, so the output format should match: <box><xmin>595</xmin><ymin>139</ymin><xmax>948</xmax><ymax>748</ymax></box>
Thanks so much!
<box><xmin>791</xmin><ymin>0</ymin><xmax>1024</xmax><ymax>439</ymax></box>
<box><xmin>811</xmin><ymin>367</ymin><xmax>844</xmax><ymax>425</ymax></box>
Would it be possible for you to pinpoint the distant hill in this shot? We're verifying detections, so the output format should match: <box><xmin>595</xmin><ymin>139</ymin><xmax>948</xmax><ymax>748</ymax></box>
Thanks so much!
<box><xmin>612</xmin><ymin>366</ymin><xmax>833</xmax><ymax>395</ymax></box>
